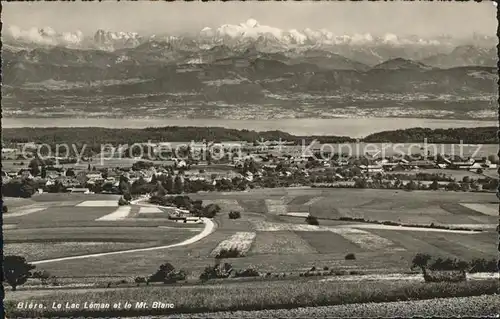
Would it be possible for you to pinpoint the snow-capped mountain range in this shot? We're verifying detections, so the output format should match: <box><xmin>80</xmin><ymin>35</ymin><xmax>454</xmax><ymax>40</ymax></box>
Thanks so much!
<box><xmin>5</xmin><ymin>19</ymin><xmax>496</xmax><ymax>52</ymax></box>
<box><xmin>3</xmin><ymin>19</ymin><xmax>497</xmax><ymax>121</ymax></box>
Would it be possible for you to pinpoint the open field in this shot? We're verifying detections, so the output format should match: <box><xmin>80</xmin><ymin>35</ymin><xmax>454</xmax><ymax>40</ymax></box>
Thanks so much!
<box><xmin>210</xmin><ymin>232</ymin><xmax>256</xmax><ymax>257</ymax></box>
<box><xmin>460</xmin><ymin>203</ymin><xmax>498</xmax><ymax>216</ymax></box>
<box><xmin>482</xmin><ymin>169</ymin><xmax>499</xmax><ymax>179</ymax></box>
<box><xmin>4</xmin><ymin>226</ymin><xmax>192</xmax><ymax>243</ymax></box>
<box><xmin>4</xmin><ymin>279</ymin><xmax>499</xmax><ymax>317</ymax></box>
<box><xmin>249</xmin><ymin>231</ymin><xmax>316</xmax><ymax>255</ymax></box>
<box><xmin>4</xmin><ymin>242</ymin><xmax>159</xmax><ymax>262</ymax></box>
<box><xmin>3</xmin><ymin>188</ymin><xmax>497</xmax><ymax>289</ymax></box>
<box><xmin>1</xmin><ymin>159</ymin><xmax>176</xmax><ymax>171</ymax></box>
<box><xmin>4</xmin><ymin>226</ymin><xmax>199</xmax><ymax>261</ymax></box>
<box><xmin>385</xmin><ymin>169</ymin><xmax>486</xmax><ymax>181</ymax></box>
<box><xmin>192</xmin><ymin>188</ymin><xmax>498</xmax><ymax>227</ymax></box>
<box><xmin>2</xmin><ymin>194</ymin><xmax>205</xmax><ymax>262</ymax></box>
<box><xmin>31</xmin><ymin>224</ymin><xmax>497</xmax><ymax>278</ymax></box>
<box><xmin>296</xmin><ymin>231</ymin><xmax>365</xmax><ymax>254</ymax></box>
<box><xmin>158</xmin><ymin>295</ymin><xmax>500</xmax><ymax>318</ymax></box>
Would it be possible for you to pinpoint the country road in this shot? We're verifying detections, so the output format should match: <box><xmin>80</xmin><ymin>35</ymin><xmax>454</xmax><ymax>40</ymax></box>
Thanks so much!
<box><xmin>31</xmin><ymin>214</ymin><xmax>215</xmax><ymax>265</ymax></box>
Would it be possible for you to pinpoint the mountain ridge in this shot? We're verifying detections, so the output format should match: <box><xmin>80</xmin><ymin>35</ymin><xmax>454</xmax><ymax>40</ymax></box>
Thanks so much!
<box><xmin>2</xmin><ymin>21</ymin><xmax>497</xmax><ymax>121</ymax></box>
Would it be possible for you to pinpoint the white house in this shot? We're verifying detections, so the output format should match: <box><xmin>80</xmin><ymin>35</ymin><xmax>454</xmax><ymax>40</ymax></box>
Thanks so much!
<box><xmin>358</xmin><ymin>165</ymin><xmax>384</xmax><ymax>173</ymax></box>
<box><xmin>69</xmin><ymin>188</ymin><xmax>94</xmax><ymax>194</ymax></box>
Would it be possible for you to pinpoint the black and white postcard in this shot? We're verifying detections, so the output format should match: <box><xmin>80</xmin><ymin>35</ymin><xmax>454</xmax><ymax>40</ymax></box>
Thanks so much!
<box><xmin>2</xmin><ymin>1</ymin><xmax>499</xmax><ymax>318</ymax></box>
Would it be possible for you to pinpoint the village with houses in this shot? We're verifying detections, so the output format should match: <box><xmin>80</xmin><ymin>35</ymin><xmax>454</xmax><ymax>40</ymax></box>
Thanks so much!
<box><xmin>2</xmin><ymin>140</ymin><xmax>498</xmax><ymax>208</ymax></box>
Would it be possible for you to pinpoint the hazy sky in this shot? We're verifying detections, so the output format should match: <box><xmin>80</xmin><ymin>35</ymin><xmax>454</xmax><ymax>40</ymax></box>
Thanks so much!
<box><xmin>3</xmin><ymin>1</ymin><xmax>497</xmax><ymax>37</ymax></box>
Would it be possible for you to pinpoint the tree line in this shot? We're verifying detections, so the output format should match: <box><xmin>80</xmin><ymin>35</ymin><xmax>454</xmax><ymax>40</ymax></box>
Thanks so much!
<box><xmin>363</xmin><ymin>127</ymin><xmax>498</xmax><ymax>144</ymax></box>
<box><xmin>5</xmin><ymin>126</ymin><xmax>495</xmax><ymax>150</ymax></box>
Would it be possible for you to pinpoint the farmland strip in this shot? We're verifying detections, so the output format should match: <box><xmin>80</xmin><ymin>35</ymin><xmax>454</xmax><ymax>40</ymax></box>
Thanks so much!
<box><xmin>3</xmin><ymin>207</ymin><xmax>46</xmax><ymax>218</ymax></box>
<box><xmin>96</xmin><ymin>206</ymin><xmax>131</xmax><ymax>221</ymax></box>
<box><xmin>329</xmin><ymin>228</ymin><xmax>404</xmax><ymax>251</ymax></box>
<box><xmin>460</xmin><ymin>203</ymin><xmax>498</xmax><ymax>216</ymax></box>
<box><xmin>138</xmin><ymin>207</ymin><xmax>163</xmax><ymax>214</ymax></box>
<box><xmin>251</xmin><ymin>220</ymin><xmax>323</xmax><ymax>232</ymax></box>
<box><xmin>216</xmin><ymin>199</ymin><xmax>244</xmax><ymax>212</ymax></box>
<box><xmin>250</xmin><ymin>231</ymin><xmax>316</xmax><ymax>255</ymax></box>
<box><xmin>265</xmin><ymin>199</ymin><xmax>287</xmax><ymax>215</ymax></box>
<box><xmin>77</xmin><ymin>200</ymin><xmax>119</xmax><ymax>207</ymax></box>
<box><xmin>210</xmin><ymin>232</ymin><xmax>256</xmax><ymax>257</ymax></box>
<box><xmin>297</xmin><ymin>231</ymin><xmax>366</xmax><ymax>254</ymax></box>
<box><xmin>304</xmin><ymin>196</ymin><xmax>324</xmax><ymax>206</ymax></box>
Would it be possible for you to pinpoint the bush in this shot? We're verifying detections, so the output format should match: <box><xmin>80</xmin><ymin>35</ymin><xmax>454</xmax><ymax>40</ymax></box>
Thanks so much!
<box><xmin>429</xmin><ymin>257</ymin><xmax>468</xmax><ymax>271</ymax></box>
<box><xmin>345</xmin><ymin>253</ymin><xmax>356</xmax><ymax>260</ymax></box>
<box><xmin>166</xmin><ymin>270</ymin><xmax>187</xmax><ymax>283</ymax></box>
<box><xmin>305</xmin><ymin>215</ymin><xmax>319</xmax><ymax>225</ymax></box>
<box><xmin>118</xmin><ymin>197</ymin><xmax>129</xmax><ymax>206</ymax></box>
<box><xmin>423</xmin><ymin>269</ymin><xmax>466</xmax><ymax>283</ymax></box>
<box><xmin>215</xmin><ymin>248</ymin><xmax>242</xmax><ymax>259</ymax></box>
<box><xmin>234</xmin><ymin>268</ymin><xmax>260</xmax><ymax>278</ymax></box>
<box><xmin>2</xmin><ymin>179</ymin><xmax>36</xmax><ymax>198</ymax></box>
<box><xmin>469</xmin><ymin>258</ymin><xmax>498</xmax><ymax>273</ymax></box>
<box><xmin>228</xmin><ymin>211</ymin><xmax>241</xmax><ymax>219</ymax></box>
<box><xmin>148</xmin><ymin>262</ymin><xmax>186</xmax><ymax>284</ymax></box>
<box><xmin>201</xmin><ymin>203</ymin><xmax>221</xmax><ymax>218</ymax></box>
<box><xmin>32</xmin><ymin>270</ymin><xmax>51</xmax><ymax>285</ymax></box>
<box><xmin>50</xmin><ymin>276</ymin><xmax>60</xmax><ymax>286</ymax></box>
<box><xmin>199</xmin><ymin>262</ymin><xmax>233</xmax><ymax>281</ymax></box>
<box><xmin>123</xmin><ymin>192</ymin><xmax>132</xmax><ymax>202</ymax></box>
<box><xmin>323</xmin><ymin>266</ymin><xmax>329</xmax><ymax>271</ymax></box>
<box><xmin>134</xmin><ymin>276</ymin><xmax>146</xmax><ymax>286</ymax></box>
<box><xmin>411</xmin><ymin>253</ymin><xmax>432</xmax><ymax>270</ymax></box>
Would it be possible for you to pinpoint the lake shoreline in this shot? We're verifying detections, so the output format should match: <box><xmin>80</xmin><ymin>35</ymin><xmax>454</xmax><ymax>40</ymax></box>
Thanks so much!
<box><xmin>2</xmin><ymin>117</ymin><xmax>497</xmax><ymax>137</ymax></box>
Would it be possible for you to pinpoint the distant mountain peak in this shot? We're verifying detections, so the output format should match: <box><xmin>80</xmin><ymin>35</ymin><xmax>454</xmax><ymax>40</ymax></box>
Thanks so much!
<box><xmin>421</xmin><ymin>45</ymin><xmax>497</xmax><ymax>68</ymax></box>
<box><xmin>373</xmin><ymin>58</ymin><xmax>432</xmax><ymax>70</ymax></box>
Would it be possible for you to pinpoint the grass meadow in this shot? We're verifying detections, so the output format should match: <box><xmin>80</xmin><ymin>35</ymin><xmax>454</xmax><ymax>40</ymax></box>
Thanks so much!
<box><xmin>7</xmin><ymin>188</ymin><xmax>494</xmax><ymax>278</ymax></box>
<box><xmin>5</xmin><ymin>279</ymin><xmax>499</xmax><ymax>317</ymax></box>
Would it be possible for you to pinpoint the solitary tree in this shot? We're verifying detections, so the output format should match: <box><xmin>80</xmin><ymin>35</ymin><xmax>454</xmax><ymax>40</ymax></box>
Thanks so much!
<box><xmin>3</xmin><ymin>255</ymin><xmax>36</xmax><ymax>291</ymax></box>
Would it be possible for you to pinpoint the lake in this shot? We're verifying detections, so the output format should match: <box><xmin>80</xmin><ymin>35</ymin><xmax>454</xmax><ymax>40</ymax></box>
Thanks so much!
<box><xmin>2</xmin><ymin>117</ymin><xmax>497</xmax><ymax>138</ymax></box>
